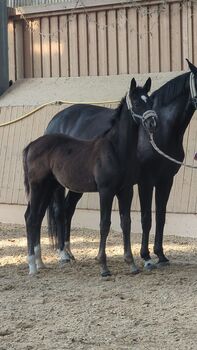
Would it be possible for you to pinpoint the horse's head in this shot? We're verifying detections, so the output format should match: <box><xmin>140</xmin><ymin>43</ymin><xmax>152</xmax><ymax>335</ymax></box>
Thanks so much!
<box><xmin>186</xmin><ymin>59</ymin><xmax>197</xmax><ymax>109</ymax></box>
<box><xmin>127</xmin><ymin>77</ymin><xmax>158</xmax><ymax>134</ymax></box>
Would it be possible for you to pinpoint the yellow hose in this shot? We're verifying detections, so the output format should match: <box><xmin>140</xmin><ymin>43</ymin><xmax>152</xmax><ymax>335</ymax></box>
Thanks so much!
<box><xmin>0</xmin><ymin>99</ymin><xmax>119</xmax><ymax>128</ymax></box>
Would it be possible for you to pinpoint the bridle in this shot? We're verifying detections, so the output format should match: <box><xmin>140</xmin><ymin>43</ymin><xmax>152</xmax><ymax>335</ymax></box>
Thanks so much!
<box><xmin>126</xmin><ymin>91</ymin><xmax>158</xmax><ymax>132</ymax></box>
<box><xmin>190</xmin><ymin>72</ymin><xmax>197</xmax><ymax>109</ymax></box>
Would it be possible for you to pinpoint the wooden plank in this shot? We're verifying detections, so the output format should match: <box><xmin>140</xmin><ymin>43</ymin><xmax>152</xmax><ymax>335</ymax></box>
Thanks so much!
<box><xmin>186</xmin><ymin>114</ymin><xmax>197</xmax><ymax>212</ymax></box>
<box><xmin>0</xmin><ymin>108</ymin><xmax>14</xmax><ymax>203</ymax></box>
<box><xmin>107</xmin><ymin>10</ymin><xmax>117</xmax><ymax>75</ymax></box>
<box><xmin>187</xmin><ymin>1</ymin><xmax>193</xmax><ymax>63</ymax></box>
<box><xmin>87</xmin><ymin>12</ymin><xmax>98</xmax><ymax>76</ymax></box>
<box><xmin>15</xmin><ymin>20</ymin><xmax>24</xmax><ymax>79</ymax></box>
<box><xmin>78</xmin><ymin>13</ymin><xmax>88</xmax><ymax>76</ymax></box>
<box><xmin>41</xmin><ymin>17</ymin><xmax>51</xmax><ymax>77</ymax></box>
<box><xmin>11</xmin><ymin>108</ymin><xmax>30</xmax><ymax>204</ymax></box>
<box><xmin>138</xmin><ymin>6</ymin><xmax>149</xmax><ymax>73</ymax></box>
<box><xmin>59</xmin><ymin>15</ymin><xmax>69</xmax><ymax>77</ymax></box>
<box><xmin>127</xmin><ymin>7</ymin><xmax>138</xmax><ymax>74</ymax></box>
<box><xmin>8</xmin><ymin>20</ymin><xmax>16</xmax><ymax>82</ymax></box>
<box><xmin>170</xmin><ymin>2</ymin><xmax>182</xmax><ymax>71</ymax></box>
<box><xmin>117</xmin><ymin>8</ymin><xmax>127</xmax><ymax>74</ymax></box>
<box><xmin>32</xmin><ymin>19</ymin><xmax>42</xmax><ymax>77</ymax></box>
<box><xmin>159</xmin><ymin>3</ymin><xmax>170</xmax><ymax>71</ymax></box>
<box><xmin>68</xmin><ymin>14</ymin><xmax>79</xmax><ymax>77</ymax></box>
<box><xmin>50</xmin><ymin>16</ymin><xmax>60</xmax><ymax>77</ymax></box>
<box><xmin>149</xmin><ymin>5</ymin><xmax>160</xmax><ymax>72</ymax></box>
<box><xmin>97</xmin><ymin>11</ymin><xmax>107</xmax><ymax>75</ymax></box>
<box><xmin>0</xmin><ymin>108</ymin><xmax>12</xmax><ymax>204</ymax></box>
<box><xmin>181</xmin><ymin>1</ymin><xmax>189</xmax><ymax>70</ymax></box>
<box><xmin>24</xmin><ymin>19</ymin><xmax>33</xmax><ymax>78</ymax></box>
<box><xmin>17</xmin><ymin>108</ymin><xmax>35</xmax><ymax>204</ymax></box>
<box><xmin>192</xmin><ymin>1</ymin><xmax>197</xmax><ymax>65</ymax></box>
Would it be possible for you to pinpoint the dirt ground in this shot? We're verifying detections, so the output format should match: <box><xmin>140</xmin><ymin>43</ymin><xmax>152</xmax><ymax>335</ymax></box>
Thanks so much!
<box><xmin>0</xmin><ymin>223</ymin><xmax>197</xmax><ymax>350</ymax></box>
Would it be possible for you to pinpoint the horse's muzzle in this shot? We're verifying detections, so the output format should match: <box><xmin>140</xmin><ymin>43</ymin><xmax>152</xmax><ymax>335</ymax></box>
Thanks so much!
<box><xmin>142</xmin><ymin>110</ymin><xmax>158</xmax><ymax>134</ymax></box>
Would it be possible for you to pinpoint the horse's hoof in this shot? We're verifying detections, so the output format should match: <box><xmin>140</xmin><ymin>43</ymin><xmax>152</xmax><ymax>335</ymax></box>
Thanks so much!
<box><xmin>58</xmin><ymin>250</ymin><xmax>70</xmax><ymax>263</ymax></box>
<box><xmin>144</xmin><ymin>260</ymin><xmax>157</xmax><ymax>271</ymax></box>
<box><xmin>157</xmin><ymin>260</ymin><xmax>170</xmax><ymax>268</ymax></box>
<box><xmin>29</xmin><ymin>269</ymin><xmax>38</xmax><ymax>275</ymax></box>
<box><xmin>130</xmin><ymin>265</ymin><xmax>140</xmax><ymax>275</ymax></box>
<box><xmin>101</xmin><ymin>270</ymin><xmax>112</xmax><ymax>278</ymax></box>
<box><xmin>37</xmin><ymin>262</ymin><xmax>46</xmax><ymax>270</ymax></box>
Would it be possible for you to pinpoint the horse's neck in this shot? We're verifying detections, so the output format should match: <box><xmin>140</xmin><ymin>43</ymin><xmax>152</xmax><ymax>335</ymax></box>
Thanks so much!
<box><xmin>156</xmin><ymin>74</ymin><xmax>195</xmax><ymax>136</ymax></box>
<box><xmin>109</xmin><ymin>103</ymin><xmax>138</xmax><ymax>158</ymax></box>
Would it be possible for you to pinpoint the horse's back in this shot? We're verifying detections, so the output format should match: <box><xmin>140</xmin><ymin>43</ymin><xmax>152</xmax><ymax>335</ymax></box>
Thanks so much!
<box><xmin>45</xmin><ymin>103</ymin><xmax>114</xmax><ymax>139</ymax></box>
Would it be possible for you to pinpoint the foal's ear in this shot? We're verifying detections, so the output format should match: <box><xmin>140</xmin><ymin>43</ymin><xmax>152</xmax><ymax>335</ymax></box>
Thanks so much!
<box><xmin>186</xmin><ymin>59</ymin><xmax>197</xmax><ymax>74</ymax></box>
<box><xmin>143</xmin><ymin>77</ymin><xmax>152</xmax><ymax>93</ymax></box>
<box><xmin>130</xmin><ymin>78</ymin><xmax>137</xmax><ymax>93</ymax></box>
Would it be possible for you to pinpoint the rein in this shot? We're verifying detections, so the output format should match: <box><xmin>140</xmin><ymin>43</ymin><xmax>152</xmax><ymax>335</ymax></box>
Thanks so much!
<box><xmin>147</xmin><ymin>72</ymin><xmax>197</xmax><ymax>170</ymax></box>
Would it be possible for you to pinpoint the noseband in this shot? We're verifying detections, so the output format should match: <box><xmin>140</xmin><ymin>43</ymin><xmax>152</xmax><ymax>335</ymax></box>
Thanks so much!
<box><xmin>126</xmin><ymin>92</ymin><xmax>158</xmax><ymax>130</ymax></box>
<box><xmin>190</xmin><ymin>72</ymin><xmax>197</xmax><ymax>109</ymax></box>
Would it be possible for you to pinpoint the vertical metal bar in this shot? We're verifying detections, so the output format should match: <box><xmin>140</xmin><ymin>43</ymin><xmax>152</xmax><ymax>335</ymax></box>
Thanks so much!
<box><xmin>0</xmin><ymin>0</ymin><xmax>9</xmax><ymax>96</ymax></box>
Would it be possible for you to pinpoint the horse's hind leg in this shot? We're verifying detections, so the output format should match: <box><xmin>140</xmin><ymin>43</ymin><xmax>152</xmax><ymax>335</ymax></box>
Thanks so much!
<box><xmin>117</xmin><ymin>187</ymin><xmax>139</xmax><ymax>274</ymax></box>
<box><xmin>97</xmin><ymin>190</ymin><xmax>114</xmax><ymax>277</ymax></box>
<box><xmin>52</xmin><ymin>185</ymin><xmax>70</xmax><ymax>263</ymax></box>
<box><xmin>64</xmin><ymin>191</ymin><xmax>83</xmax><ymax>260</ymax></box>
<box><xmin>25</xmin><ymin>181</ymin><xmax>54</xmax><ymax>274</ymax></box>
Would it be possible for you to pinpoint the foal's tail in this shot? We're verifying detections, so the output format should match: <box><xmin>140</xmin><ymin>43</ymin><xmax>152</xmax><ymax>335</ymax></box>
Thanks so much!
<box><xmin>23</xmin><ymin>145</ymin><xmax>30</xmax><ymax>198</ymax></box>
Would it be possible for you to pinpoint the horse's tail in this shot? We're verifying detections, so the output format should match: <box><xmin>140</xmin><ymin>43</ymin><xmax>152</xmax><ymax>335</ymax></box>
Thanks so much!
<box><xmin>22</xmin><ymin>145</ymin><xmax>30</xmax><ymax>198</ymax></box>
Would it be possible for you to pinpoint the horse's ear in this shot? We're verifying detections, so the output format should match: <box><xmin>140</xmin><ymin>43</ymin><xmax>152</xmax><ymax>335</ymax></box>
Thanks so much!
<box><xmin>143</xmin><ymin>77</ymin><xmax>151</xmax><ymax>93</ymax></box>
<box><xmin>186</xmin><ymin>59</ymin><xmax>197</xmax><ymax>74</ymax></box>
<box><xmin>130</xmin><ymin>78</ymin><xmax>137</xmax><ymax>93</ymax></box>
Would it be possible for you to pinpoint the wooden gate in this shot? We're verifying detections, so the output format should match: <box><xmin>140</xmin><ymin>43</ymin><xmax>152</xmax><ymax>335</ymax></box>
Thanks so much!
<box><xmin>8</xmin><ymin>0</ymin><xmax>197</xmax><ymax>81</ymax></box>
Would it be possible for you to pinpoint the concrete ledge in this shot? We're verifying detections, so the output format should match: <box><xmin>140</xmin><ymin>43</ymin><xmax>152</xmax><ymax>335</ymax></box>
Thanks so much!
<box><xmin>0</xmin><ymin>204</ymin><xmax>196</xmax><ymax>238</ymax></box>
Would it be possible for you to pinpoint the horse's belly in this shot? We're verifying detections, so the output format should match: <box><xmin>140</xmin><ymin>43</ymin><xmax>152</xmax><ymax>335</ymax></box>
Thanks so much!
<box><xmin>56</xmin><ymin>173</ymin><xmax>97</xmax><ymax>193</ymax></box>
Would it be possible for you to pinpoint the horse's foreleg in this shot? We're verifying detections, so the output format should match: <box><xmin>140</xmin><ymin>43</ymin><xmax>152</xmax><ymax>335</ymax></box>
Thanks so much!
<box><xmin>154</xmin><ymin>179</ymin><xmax>173</xmax><ymax>266</ymax></box>
<box><xmin>117</xmin><ymin>187</ymin><xmax>139</xmax><ymax>274</ymax></box>
<box><xmin>138</xmin><ymin>182</ymin><xmax>155</xmax><ymax>270</ymax></box>
<box><xmin>97</xmin><ymin>190</ymin><xmax>114</xmax><ymax>277</ymax></box>
<box><xmin>64</xmin><ymin>191</ymin><xmax>83</xmax><ymax>260</ymax></box>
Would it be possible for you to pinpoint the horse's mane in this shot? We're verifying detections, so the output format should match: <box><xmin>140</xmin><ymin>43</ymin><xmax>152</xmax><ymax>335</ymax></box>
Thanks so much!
<box><xmin>151</xmin><ymin>72</ymin><xmax>189</xmax><ymax>107</ymax></box>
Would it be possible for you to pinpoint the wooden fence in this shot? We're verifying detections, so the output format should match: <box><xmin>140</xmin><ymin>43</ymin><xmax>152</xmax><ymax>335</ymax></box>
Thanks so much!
<box><xmin>8</xmin><ymin>0</ymin><xmax>197</xmax><ymax>81</ymax></box>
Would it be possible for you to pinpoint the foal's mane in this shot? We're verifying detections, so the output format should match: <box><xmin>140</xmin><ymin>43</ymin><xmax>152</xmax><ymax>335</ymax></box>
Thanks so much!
<box><xmin>151</xmin><ymin>72</ymin><xmax>189</xmax><ymax>107</ymax></box>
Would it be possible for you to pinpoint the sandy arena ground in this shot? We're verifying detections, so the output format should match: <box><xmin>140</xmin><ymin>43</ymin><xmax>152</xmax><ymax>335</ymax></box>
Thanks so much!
<box><xmin>0</xmin><ymin>223</ymin><xmax>197</xmax><ymax>350</ymax></box>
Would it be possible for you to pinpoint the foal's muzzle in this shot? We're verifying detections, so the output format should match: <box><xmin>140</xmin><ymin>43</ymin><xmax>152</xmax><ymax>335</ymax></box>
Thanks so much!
<box><xmin>142</xmin><ymin>110</ymin><xmax>158</xmax><ymax>134</ymax></box>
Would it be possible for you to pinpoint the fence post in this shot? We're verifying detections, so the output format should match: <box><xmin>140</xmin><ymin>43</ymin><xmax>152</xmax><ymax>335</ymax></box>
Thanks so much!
<box><xmin>0</xmin><ymin>0</ymin><xmax>9</xmax><ymax>96</ymax></box>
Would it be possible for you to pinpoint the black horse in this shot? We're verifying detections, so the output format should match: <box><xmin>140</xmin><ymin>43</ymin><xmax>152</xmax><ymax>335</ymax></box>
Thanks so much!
<box><xmin>46</xmin><ymin>59</ymin><xmax>197</xmax><ymax>269</ymax></box>
<box><xmin>23</xmin><ymin>78</ymin><xmax>157</xmax><ymax>275</ymax></box>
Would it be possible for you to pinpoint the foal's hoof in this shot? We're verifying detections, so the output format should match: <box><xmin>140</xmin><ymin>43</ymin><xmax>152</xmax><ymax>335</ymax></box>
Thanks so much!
<box><xmin>157</xmin><ymin>260</ymin><xmax>170</xmax><ymax>268</ymax></box>
<box><xmin>37</xmin><ymin>262</ymin><xmax>47</xmax><ymax>270</ymax></box>
<box><xmin>58</xmin><ymin>250</ymin><xmax>70</xmax><ymax>263</ymax></box>
<box><xmin>130</xmin><ymin>265</ymin><xmax>140</xmax><ymax>275</ymax></box>
<box><xmin>101</xmin><ymin>270</ymin><xmax>112</xmax><ymax>278</ymax></box>
<box><xmin>144</xmin><ymin>259</ymin><xmax>157</xmax><ymax>271</ymax></box>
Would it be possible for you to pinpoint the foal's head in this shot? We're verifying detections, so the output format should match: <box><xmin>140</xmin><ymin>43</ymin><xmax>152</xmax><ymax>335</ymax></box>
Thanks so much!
<box><xmin>127</xmin><ymin>77</ymin><xmax>157</xmax><ymax>134</ymax></box>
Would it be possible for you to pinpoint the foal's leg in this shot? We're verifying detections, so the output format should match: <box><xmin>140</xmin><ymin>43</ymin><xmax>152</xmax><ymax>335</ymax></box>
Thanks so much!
<box><xmin>64</xmin><ymin>191</ymin><xmax>83</xmax><ymax>260</ymax></box>
<box><xmin>117</xmin><ymin>187</ymin><xmax>139</xmax><ymax>274</ymax></box>
<box><xmin>138</xmin><ymin>182</ymin><xmax>155</xmax><ymax>270</ymax></box>
<box><xmin>97</xmin><ymin>190</ymin><xmax>114</xmax><ymax>277</ymax></box>
<box><xmin>154</xmin><ymin>178</ymin><xmax>173</xmax><ymax>266</ymax></box>
<box><xmin>25</xmin><ymin>181</ymin><xmax>54</xmax><ymax>274</ymax></box>
<box><xmin>52</xmin><ymin>186</ymin><xmax>70</xmax><ymax>263</ymax></box>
